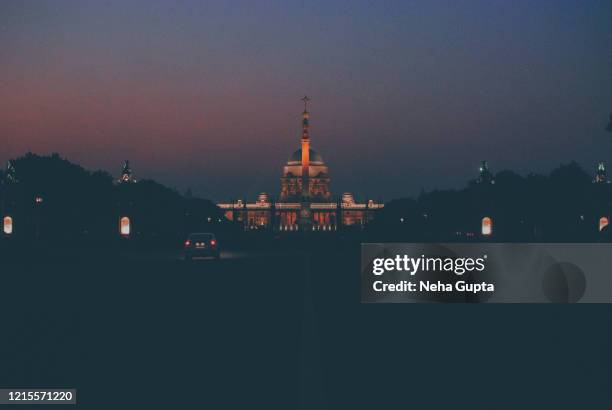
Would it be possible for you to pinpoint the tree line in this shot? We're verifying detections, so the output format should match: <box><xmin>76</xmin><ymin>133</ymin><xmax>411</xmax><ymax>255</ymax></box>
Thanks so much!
<box><xmin>1</xmin><ymin>152</ymin><xmax>611</xmax><ymax>247</ymax></box>
<box><xmin>0</xmin><ymin>153</ymin><xmax>228</xmax><ymax>247</ymax></box>
<box><xmin>367</xmin><ymin>162</ymin><xmax>612</xmax><ymax>242</ymax></box>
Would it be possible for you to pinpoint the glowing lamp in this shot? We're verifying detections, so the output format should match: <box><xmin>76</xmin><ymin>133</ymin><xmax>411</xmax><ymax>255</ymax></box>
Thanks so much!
<box><xmin>600</xmin><ymin>217</ymin><xmax>609</xmax><ymax>232</ymax></box>
<box><xmin>210</xmin><ymin>239</ymin><xmax>217</xmax><ymax>246</ymax></box>
<box><xmin>120</xmin><ymin>216</ymin><xmax>131</xmax><ymax>237</ymax></box>
<box><xmin>481</xmin><ymin>217</ymin><xmax>492</xmax><ymax>236</ymax></box>
<box><xmin>3</xmin><ymin>216</ymin><xmax>13</xmax><ymax>235</ymax></box>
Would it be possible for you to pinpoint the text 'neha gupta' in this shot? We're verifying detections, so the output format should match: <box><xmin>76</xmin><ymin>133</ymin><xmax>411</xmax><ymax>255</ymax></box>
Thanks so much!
<box><xmin>372</xmin><ymin>255</ymin><xmax>487</xmax><ymax>276</ymax></box>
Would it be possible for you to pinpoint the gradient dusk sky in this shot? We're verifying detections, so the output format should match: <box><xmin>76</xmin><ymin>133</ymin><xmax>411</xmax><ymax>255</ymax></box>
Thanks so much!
<box><xmin>1</xmin><ymin>0</ymin><xmax>611</xmax><ymax>201</ymax></box>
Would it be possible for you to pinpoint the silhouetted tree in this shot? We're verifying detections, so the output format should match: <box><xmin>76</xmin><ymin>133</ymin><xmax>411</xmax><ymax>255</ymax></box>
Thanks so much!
<box><xmin>367</xmin><ymin>162</ymin><xmax>611</xmax><ymax>243</ymax></box>
<box><xmin>3</xmin><ymin>153</ymin><xmax>611</xmax><ymax>247</ymax></box>
<box><xmin>1</xmin><ymin>153</ymin><xmax>226</xmax><ymax>247</ymax></box>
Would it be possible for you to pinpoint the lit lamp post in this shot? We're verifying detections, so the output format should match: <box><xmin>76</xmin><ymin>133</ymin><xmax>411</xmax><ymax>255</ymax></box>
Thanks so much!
<box><xmin>34</xmin><ymin>196</ymin><xmax>43</xmax><ymax>239</ymax></box>
<box><xmin>3</xmin><ymin>215</ymin><xmax>12</xmax><ymax>235</ymax></box>
<box><xmin>600</xmin><ymin>216</ymin><xmax>609</xmax><ymax>232</ymax></box>
<box><xmin>119</xmin><ymin>216</ymin><xmax>131</xmax><ymax>237</ymax></box>
<box><xmin>481</xmin><ymin>216</ymin><xmax>493</xmax><ymax>237</ymax></box>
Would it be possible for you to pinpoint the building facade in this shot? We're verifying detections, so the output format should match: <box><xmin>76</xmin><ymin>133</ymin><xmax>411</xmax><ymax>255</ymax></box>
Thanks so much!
<box><xmin>218</xmin><ymin>97</ymin><xmax>383</xmax><ymax>232</ymax></box>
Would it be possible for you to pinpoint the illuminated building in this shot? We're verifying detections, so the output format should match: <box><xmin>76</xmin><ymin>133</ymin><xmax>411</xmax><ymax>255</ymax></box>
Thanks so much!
<box><xmin>594</xmin><ymin>162</ymin><xmax>609</xmax><ymax>184</ymax></box>
<box><xmin>279</xmin><ymin>96</ymin><xmax>331</xmax><ymax>202</ymax></box>
<box><xmin>218</xmin><ymin>97</ymin><xmax>383</xmax><ymax>231</ymax></box>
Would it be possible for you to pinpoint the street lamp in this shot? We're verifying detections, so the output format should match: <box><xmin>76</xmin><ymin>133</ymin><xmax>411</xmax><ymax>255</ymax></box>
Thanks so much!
<box><xmin>481</xmin><ymin>217</ymin><xmax>493</xmax><ymax>236</ymax></box>
<box><xmin>120</xmin><ymin>216</ymin><xmax>131</xmax><ymax>237</ymax></box>
<box><xmin>3</xmin><ymin>216</ymin><xmax>13</xmax><ymax>235</ymax></box>
<box><xmin>600</xmin><ymin>216</ymin><xmax>609</xmax><ymax>232</ymax></box>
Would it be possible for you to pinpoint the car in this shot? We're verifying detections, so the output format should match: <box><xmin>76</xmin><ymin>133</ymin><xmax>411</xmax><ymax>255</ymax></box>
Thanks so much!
<box><xmin>184</xmin><ymin>233</ymin><xmax>220</xmax><ymax>260</ymax></box>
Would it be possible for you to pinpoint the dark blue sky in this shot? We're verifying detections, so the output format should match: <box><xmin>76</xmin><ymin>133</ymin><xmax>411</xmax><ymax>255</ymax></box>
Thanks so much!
<box><xmin>1</xmin><ymin>0</ymin><xmax>611</xmax><ymax>201</ymax></box>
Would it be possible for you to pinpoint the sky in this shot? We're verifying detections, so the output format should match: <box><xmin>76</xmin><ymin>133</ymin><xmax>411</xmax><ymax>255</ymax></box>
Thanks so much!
<box><xmin>1</xmin><ymin>0</ymin><xmax>611</xmax><ymax>201</ymax></box>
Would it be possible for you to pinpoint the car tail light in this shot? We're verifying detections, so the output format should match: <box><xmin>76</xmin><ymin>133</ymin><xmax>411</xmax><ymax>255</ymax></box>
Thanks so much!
<box><xmin>210</xmin><ymin>239</ymin><xmax>217</xmax><ymax>246</ymax></box>
<box><xmin>184</xmin><ymin>240</ymin><xmax>191</xmax><ymax>247</ymax></box>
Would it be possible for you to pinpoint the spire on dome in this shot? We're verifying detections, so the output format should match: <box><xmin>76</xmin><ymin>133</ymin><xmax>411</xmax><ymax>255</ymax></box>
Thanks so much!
<box><xmin>301</xmin><ymin>95</ymin><xmax>310</xmax><ymax>140</ymax></box>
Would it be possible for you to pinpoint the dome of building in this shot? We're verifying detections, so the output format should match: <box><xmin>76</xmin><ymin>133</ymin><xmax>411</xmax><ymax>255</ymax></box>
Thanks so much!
<box><xmin>279</xmin><ymin>98</ymin><xmax>331</xmax><ymax>201</ymax></box>
<box><xmin>288</xmin><ymin>148</ymin><xmax>324</xmax><ymax>165</ymax></box>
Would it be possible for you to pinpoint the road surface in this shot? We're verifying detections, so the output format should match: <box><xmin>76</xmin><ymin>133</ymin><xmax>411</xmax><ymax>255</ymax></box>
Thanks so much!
<box><xmin>1</xmin><ymin>246</ymin><xmax>611</xmax><ymax>409</ymax></box>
